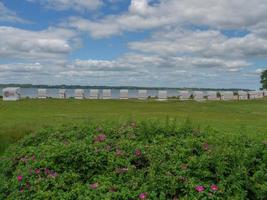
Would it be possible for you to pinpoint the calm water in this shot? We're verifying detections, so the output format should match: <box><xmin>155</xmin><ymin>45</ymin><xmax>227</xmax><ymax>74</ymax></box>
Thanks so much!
<box><xmin>0</xmin><ymin>88</ymin><xmax>198</xmax><ymax>99</ymax></box>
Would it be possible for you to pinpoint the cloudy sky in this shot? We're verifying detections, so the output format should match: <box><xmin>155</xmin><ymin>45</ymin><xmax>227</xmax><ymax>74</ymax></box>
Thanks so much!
<box><xmin>0</xmin><ymin>0</ymin><xmax>266</xmax><ymax>89</ymax></box>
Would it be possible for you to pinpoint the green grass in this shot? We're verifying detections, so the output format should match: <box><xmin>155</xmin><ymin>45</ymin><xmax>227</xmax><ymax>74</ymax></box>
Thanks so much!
<box><xmin>1</xmin><ymin>98</ymin><xmax>267</xmax><ymax>154</ymax></box>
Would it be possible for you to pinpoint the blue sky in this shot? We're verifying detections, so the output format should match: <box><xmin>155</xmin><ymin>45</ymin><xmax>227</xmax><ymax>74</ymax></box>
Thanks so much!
<box><xmin>0</xmin><ymin>0</ymin><xmax>266</xmax><ymax>89</ymax></box>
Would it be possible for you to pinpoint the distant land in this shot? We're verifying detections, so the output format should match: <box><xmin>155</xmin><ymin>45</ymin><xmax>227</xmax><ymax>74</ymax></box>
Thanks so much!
<box><xmin>0</xmin><ymin>84</ymin><xmax>251</xmax><ymax>91</ymax></box>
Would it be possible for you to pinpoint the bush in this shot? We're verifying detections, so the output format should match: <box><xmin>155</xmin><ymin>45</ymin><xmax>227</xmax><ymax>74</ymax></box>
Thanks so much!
<box><xmin>0</xmin><ymin>121</ymin><xmax>266</xmax><ymax>199</ymax></box>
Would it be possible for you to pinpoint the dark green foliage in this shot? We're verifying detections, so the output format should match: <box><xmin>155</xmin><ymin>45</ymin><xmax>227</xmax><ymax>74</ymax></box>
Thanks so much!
<box><xmin>0</xmin><ymin>121</ymin><xmax>266</xmax><ymax>199</ymax></box>
<box><xmin>260</xmin><ymin>69</ymin><xmax>267</xmax><ymax>89</ymax></box>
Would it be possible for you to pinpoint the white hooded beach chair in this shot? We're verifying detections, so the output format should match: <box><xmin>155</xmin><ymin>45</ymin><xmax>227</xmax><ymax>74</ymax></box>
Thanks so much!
<box><xmin>138</xmin><ymin>90</ymin><xmax>147</xmax><ymax>100</ymax></box>
<box><xmin>2</xmin><ymin>87</ymin><xmax>21</xmax><ymax>101</ymax></box>
<box><xmin>206</xmin><ymin>91</ymin><xmax>218</xmax><ymax>100</ymax></box>
<box><xmin>256</xmin><ymin>91</ymin><xmax>264</xmax><ymax>99</ymax></box>
<box><xmin>237</xmin><ymin>91</ymin><xmax>248</xmax><ymax>100</ymax></box>
<box><xmin>90</xmin><ymin>89</ymin><xmax>100</xmax><ymax>99</ymax></box>
<box><xmin>37</xmin><ymin>89</ymin><xmax>48</xmax><ymax>99</ymax></box>
<box><xmin>193</xmin><ymin>91</ymin><xmax>205</xmax><ymax>101</ymax></box>
<box><xmin>248</xmin><ymin>91</ymin><xmax>257</xmax><ymax>99</ymax></box>
<box><xmin>59</xmin><ymin>89</ymin><xmax>67</xmax><ymax>99</ymax></box>
<box><xmin>220</xmin><ymin>91</ymin><xmax>234</xmax><ymax>100</ymax></box>
<box><xmin>178</xmin><ymin>91</ymin><xmax>191</xmax><ymax>100</ymax></box>
<box><xmin>120</xmin><ymin>89</ymin><xmax>128</xmax><ymax>99</ymax></box>
<box><xmin>75</xmin><ymin>89</ymin><xmax>85</xmax><ymax>99</ymax></box>
<box><xmin>158</xmin><ymin>90</ymin><xmax>167</xmax><ymax>101</ymax></box>
<box><xmin>102</xmin><ymin>89</ymin><xmax>111</xmax><ymax>99</ymax></box>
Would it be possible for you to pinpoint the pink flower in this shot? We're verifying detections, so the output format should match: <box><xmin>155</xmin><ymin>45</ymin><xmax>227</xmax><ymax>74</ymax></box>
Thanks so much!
<box><xmin>195</xmin><ymin>185</ymin><xmax>205</xmax><ymax>192</ymax></box>
<box><xmin>17</xmin><ymin>175</ymin><xmax>23</xmax><ymax>182</ymax></box>
<box><xmin>95</xmin><ymin>134</ymin><xmax>106</xmax><ymax>142</ymax></box>
<box><xmin>35</xmin><ymin>168</ymin><xmax>41</xmax><ymax>175</ymax></box>
<box><xmin>31</xmin><ymin>155</ymin><xmax>36</xmax><ymax>161</ymax></box>
<box><xmin>135</xmin><ymin>149</ymin><xmax>142</xmax><ymax>157</ymax></box>
<box><xmin>45</xmin><ymin>168</ymin><xmax>50</xmax><ymax>175</ymax></box>
<box><xmin>211</xmin><ymin>184</ymin><xmax>218</xmax><ymax>191</ymax></box>
<box><xmin>90</xmin><ymin>183</ymin><xmax>98</xmax><ymax>189</ymax></box>
<box><xmin>115</xmin><ymin>149</ymin><xmax>123</xmax><ymax>156</ymax></box>
<box><xmin>139</xmin><ymin>192</ymin><xmax>148</xmax><ymax>199</ymax></box>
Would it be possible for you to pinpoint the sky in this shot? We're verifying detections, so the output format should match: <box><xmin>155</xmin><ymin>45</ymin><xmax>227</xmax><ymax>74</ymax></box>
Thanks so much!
<box><xmin>0</xmin><ymin>0</ymin><xmax>267</xmax><ymax>89</ymax></box>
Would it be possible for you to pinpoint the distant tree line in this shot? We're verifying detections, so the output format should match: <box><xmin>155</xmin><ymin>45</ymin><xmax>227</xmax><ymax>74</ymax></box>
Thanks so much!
<box><xmin>0</xmin><ymin>84</ymin><xmax>251</xmax><ymax>91</ymax></box>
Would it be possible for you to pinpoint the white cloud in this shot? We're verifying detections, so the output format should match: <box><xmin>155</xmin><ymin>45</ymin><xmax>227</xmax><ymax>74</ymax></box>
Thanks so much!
<box><xmin>250</xmin><ymin>22</ymin><xmax>267</xmax><ymax>39</ymax></box>
<box><xmin>72</xmin><ymin>59</ymin><xmax>136</xmax><ymax>72</ymax></box>
<box><xmin>57</xmin><ymin>55</ymin><xmax>254</xmax><ymax>88</ymax></box>
<box><xmin>129</xmin><ymin>0</ymin><xmax>150</xmax><ymax>15</ymax></box>
<box><xmin>0</xmin><ymin>26</ymin><xmax>78</xmax><ymax>61</ymax></box>
<box><xmin>67</xmin><ymin>54</ymin><xmax>250</xmax><ymax>75</ymax></box>
<box><xmin>0</xmin><ymin>62</ymin><xmax>43</xmax><ymax>73</ymax></box>
<box><xmin>255</xmin><ymin>68</ymin><xmax>264</xmax><ymax>74</ymax></box>
<box><xmin>129</xmin><ymin>28</ymin><xmax>267</xmax><ymax>59</ymax></box>
<box><xmin>0</xmin><ymin>54</ymin><xmax>257</xmax><ymax>88</ymax></box>
<box><xmin>0</xmin><ymin>2</ymin><xmax>28</xmax><ymax>23</ymax></box>
<box><xmin>66</xmin><ymin>0</ymin><xmax>267</xmax><ymax>38</ymax></box>
<box><xmin>27</xmin><ymin>0</ymin><xmax>103</xmax><ymax>11</ymax></box>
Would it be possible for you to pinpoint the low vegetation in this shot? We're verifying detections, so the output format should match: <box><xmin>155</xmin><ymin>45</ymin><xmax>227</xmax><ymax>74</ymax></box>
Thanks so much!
<box><xmin>0</xmin><ymin>121</ymin><xmax>266</xmax><ymax>199</ymax></box>
<box><xmin>1</xmin><ymin>98</ymin><xmax>267</xmax><ymax>155</ymax></box>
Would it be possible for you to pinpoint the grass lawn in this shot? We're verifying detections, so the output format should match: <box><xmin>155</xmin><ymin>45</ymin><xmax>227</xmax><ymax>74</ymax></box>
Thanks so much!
<box><xmin>1</xmin><ymin>98</ymin><xmax>267</xmax><ymax>154</ymax></box>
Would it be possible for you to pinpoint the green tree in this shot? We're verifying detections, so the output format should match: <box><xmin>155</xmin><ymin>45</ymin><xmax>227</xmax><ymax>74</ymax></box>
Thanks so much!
<box><xmin>260</xmin><ymin>69</ymin><xmax>267</xmax><ymax>89</ymax></box>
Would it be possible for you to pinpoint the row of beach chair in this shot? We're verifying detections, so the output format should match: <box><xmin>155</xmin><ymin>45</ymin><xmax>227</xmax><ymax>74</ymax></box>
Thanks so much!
<box><xmin>2</xmin><ymin>87</ymin><xmax>267</xmax><ymax>101</ymax></box>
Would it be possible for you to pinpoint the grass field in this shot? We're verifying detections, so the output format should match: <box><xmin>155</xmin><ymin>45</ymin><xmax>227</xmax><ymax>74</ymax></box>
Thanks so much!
<box><xmin>1</xmin><ymin>98</ymin><xmax>267</xmax><ymax>154</ymax></box>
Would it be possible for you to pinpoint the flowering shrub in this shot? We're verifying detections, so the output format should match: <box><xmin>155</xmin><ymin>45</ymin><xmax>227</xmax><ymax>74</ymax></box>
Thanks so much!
<box><xmin>0</xmin><ymin>121</ymin><xmax>266</xmax><ymax>199</ymax></box>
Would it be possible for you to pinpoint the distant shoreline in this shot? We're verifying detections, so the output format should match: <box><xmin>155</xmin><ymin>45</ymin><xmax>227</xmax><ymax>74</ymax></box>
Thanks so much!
<box><xmin>0</xmin><ymin>84</ymin><xmax>251</xmax><ymax>91</ymax></box>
